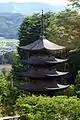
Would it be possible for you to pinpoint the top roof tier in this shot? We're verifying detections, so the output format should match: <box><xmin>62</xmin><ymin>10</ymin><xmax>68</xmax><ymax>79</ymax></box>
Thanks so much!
<box><xmin>20</xmin><ymin>36</ymin><xmax>65</xmax><ymax>52</ymax></box>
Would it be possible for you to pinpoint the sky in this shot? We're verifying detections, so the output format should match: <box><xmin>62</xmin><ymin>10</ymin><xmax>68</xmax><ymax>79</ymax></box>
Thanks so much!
<box><xmin>0</xmin><ymin>0</ymin><xmax>71</xmax><ymax>15</ymax></box>
<box><xmin>0</xmin><ymin>0</ymin><xmax>70</xmax><ymax>6</ymax></box>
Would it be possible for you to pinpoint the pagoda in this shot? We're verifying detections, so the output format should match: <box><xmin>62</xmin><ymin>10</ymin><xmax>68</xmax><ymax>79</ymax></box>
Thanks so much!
<box><xmin>15</xmin><ymin>11</ymin><xmax>69</xmax><ymax>94</ymax></box>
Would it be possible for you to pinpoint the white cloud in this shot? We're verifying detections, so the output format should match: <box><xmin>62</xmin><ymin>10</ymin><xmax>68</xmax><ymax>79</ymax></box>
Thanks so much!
<box><xmin>0</xmin><ymin>0</ymin><xmax>70</xmax><ymax>6</ymax></box>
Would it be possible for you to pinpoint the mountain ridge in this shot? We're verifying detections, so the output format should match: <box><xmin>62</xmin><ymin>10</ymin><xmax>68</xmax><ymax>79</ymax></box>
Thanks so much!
<box><xmin>0</xmin><ymin>12</ymin><xmax>24</xmax><ymax>39</ymax></box>
<box><xmin>0</xmin><ymin>2</ymin><xmax>67</xmax><ymax>39</ymax></box>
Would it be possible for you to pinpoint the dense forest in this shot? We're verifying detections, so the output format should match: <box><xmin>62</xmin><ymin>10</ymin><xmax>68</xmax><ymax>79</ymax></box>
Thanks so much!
<box><xmin>0</xmin><ymin>0</ymin><xmax>80</xmax><ymax>119</ymax></box>
<box><xmin>0</xmin><ymin>13</ymin><xmax>24</xmax><ymax>39</ymax></box>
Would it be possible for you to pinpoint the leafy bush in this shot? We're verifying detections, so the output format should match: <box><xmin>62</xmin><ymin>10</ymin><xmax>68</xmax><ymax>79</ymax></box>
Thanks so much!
<box><xmin>15</xmin><ymin>95</ymin><xmax>80</xmax><ymax>120</ymax></box>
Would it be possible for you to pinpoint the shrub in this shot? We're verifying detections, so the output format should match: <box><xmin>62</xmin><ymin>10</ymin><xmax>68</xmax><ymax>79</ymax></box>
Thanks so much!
<box><xmin>15</xmin><ymin>95</ymin><xmax>80</xmax><ymax>120</ymax></box>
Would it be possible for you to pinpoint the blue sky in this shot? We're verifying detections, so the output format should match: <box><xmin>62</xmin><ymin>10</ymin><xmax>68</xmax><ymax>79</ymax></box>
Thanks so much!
<box><xmin>0</xmin><ymin>0</ymin><xmax>69</xmax><ymax>5</ymax></box>
<box><xmin>0</xmin><ymin>0</ymin><xmax>70</xmax><ymax>15</ymax></box>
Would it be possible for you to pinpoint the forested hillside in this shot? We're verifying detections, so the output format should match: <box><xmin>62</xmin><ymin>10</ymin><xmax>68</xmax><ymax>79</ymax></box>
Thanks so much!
<box><xmin>0</xmin><ymin>13</ymin><xmax>24</xmax><ymax>39</ymax></box>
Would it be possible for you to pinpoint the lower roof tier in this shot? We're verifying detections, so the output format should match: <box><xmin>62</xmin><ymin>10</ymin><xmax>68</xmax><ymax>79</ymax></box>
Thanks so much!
<box><xmin>16</xmin><ymin>71</ymin><xmax>68</xmax><ymax>78</ymax></box>
<box><xmin>15</xmin><ymin>83</ymin><xmax>69</xmax><ymax>91</ymax></box>
<box><xmin>21</xmin><ymin>58</ymin><xmax>67</xmax><ymax>65</ymax></box>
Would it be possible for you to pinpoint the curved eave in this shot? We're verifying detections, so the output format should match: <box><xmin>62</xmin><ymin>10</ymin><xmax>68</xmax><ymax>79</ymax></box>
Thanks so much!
<box><xmin>45</xmin><ymin>71</ymin><xmax>68</xmax><ymax>77</ymax></box>
<box><xmin>20</xmin><ymin>47</ymin><xmax>65</xmax><ymax>52</ymax></box>
<box><xmin>16</xmin><ymin>71</ymin><xmax>68</xmax><ymax>78</ymax></box>
<box><xmin>19</xmin><ymin>38</ymin><xmax>65</xmax><ymax>52</ymax></box>
<box><xmin>20</xmin><ymin>58</ymin><xmax>68</xmax><ymax>64</ymax></box>
<box><xmin>46</xmin><ymin>84</ymin><xmax>69</xmax><ymax>90</ymax></box>
<box><xmin>15</xmin><ymin>84</ymin><xmax>69</xmax><ymax>91</ymax></box>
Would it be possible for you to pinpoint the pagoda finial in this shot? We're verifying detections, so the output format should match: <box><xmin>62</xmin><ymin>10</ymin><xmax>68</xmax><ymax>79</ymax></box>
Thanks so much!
<box><xmin>41</xmin><ymin>10</ymin><xmax>45</xmax><ymax>37</ymax></box>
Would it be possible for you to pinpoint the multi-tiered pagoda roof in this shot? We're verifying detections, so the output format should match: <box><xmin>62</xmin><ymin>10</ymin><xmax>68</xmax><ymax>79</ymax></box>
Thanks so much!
<box><xmin>15</xmin><ymin>11</ymin><xmax>69</xmax><ymax>93</ymax></box>
<box><xmin>15</xmin><ymin>35</ymin><xmax>69</xmax><ymax>92</ymax></box>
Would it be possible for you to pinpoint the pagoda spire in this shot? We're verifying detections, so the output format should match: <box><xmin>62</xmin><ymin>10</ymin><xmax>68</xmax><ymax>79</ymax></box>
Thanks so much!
<box><xmin>41</xmin><ymin>10</ymin><xmax>45</xmax><ymax>37</ymax></box>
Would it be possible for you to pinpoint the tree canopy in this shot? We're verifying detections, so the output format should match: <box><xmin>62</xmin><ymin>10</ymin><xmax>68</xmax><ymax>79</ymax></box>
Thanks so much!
<box><xmin>19</xmin><ymin>12</ymin><xmax>53</xmax><ymax>46</ymax></box>
<box><xmin>68</xmin><ymin>0</ymin><xmax>80</xmax><ymax>8</ymax></box>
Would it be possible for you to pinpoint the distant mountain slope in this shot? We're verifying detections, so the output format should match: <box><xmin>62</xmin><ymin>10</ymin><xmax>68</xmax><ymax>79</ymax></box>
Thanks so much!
<box><xmin>0</xmin><ymin>13</ymin><xmax>24</xmax><ymax>39</ymax></box>
<box><xmin>0</xmin><ymin>2</ymin><xmax>66</xmax><ymax>39</ymax></box>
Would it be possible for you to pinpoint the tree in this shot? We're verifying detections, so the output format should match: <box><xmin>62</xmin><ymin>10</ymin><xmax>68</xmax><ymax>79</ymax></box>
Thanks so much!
<box><xmin>0</xmin><ymin>52</ymin><xmax>19</xmax><ymax>64</ymax></box>
<box><xmin>18</xmin><ymin>12</ymin><xmax>54</xmax><ymax>46</ymax></box>
<box><xmin>0</xmin><ymin>70</ymin><xmax>24</xmax><ymax>116</ymax></box>
<box><xmin>47</xmin><ymin>9</ymin><xmax>80</xmax><ymax>50</ymax></box>
<box><xmin>68</xmin><ymin>0</ymin><xmax>80</xmax><ymax>8</ymax></box>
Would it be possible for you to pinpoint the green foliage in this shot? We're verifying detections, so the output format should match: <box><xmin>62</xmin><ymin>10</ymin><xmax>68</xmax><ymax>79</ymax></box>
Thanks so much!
<box><xmin>19</xmin><ymin>12</ymin><xmax>53</xmax><ymax>46</ymax></box>
<box><xmin>15</xmin><ymin>95</ymin><xmax>80</xmax><ymax>120</ymax></box>
<box><xmin>47</xmin><ymin>9</ymin><xmax>80</xmax><ymax>50</ymax></box>
<box><xmin>68</xmin><ymin>0</ymin><xmax>80</xmax><ymax>8</ymax></box>
<box><xmin>0</xmin><ymin>52</ymin><xmax>19</xmax><ymax>64</ymax></box>
<box><xmin>64</xmin><ymin>85</ymin><xmax>76</xmax><ymax>97</ymax></box>
<box><xmin>19</xmin><ymin>14</ymin><xmax>41</xmax><ymax>46</ymax></box>
<box><xmin>64</xmin><ymin>71</ymin><xmax>80</xmax><ymax>97</ymax></box>
<box><xmin>0</xmin><ymin>70</ymin><xmax>24</xmax><ymax>117</ymax></box>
